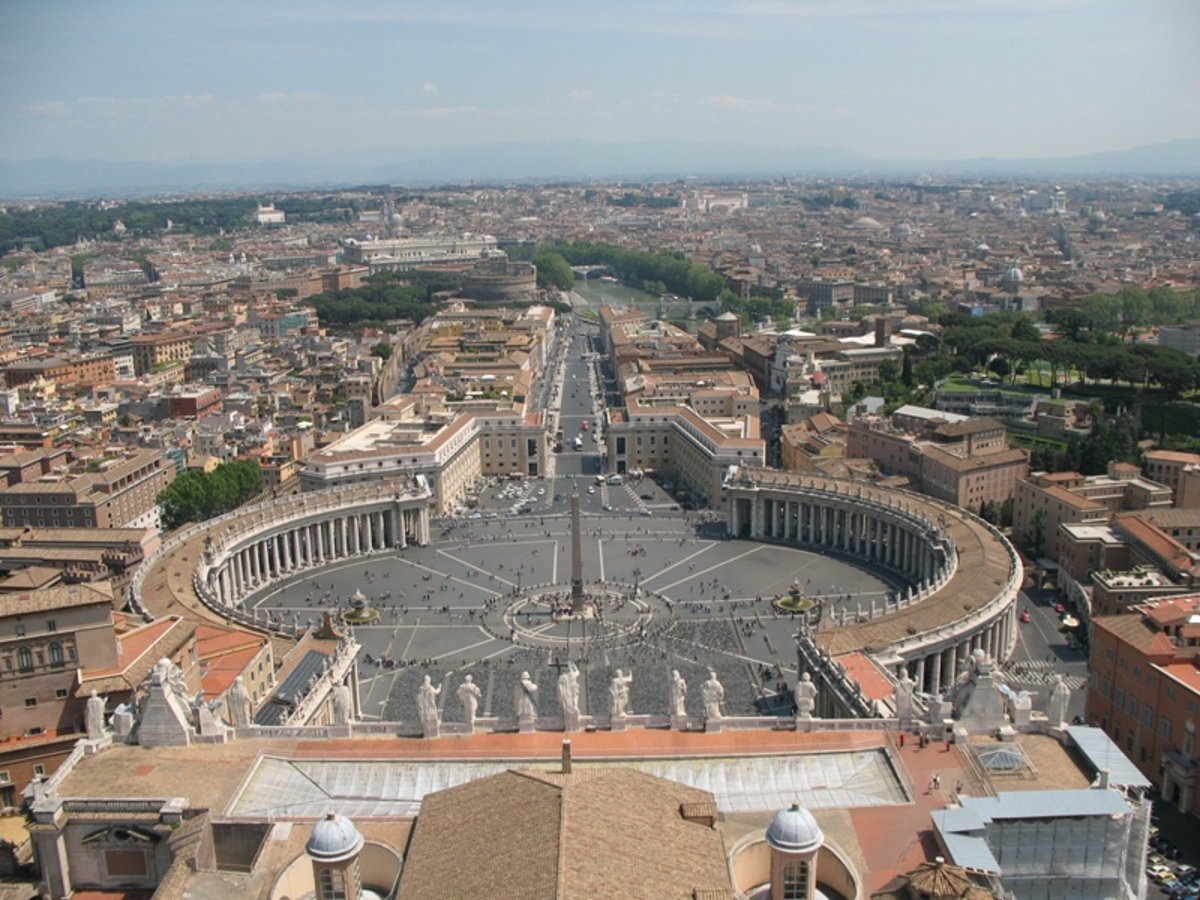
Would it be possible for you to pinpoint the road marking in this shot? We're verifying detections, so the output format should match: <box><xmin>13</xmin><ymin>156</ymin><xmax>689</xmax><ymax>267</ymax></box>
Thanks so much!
<box><xmin>657</xmin><ymin>545</ymin><xmax>766</xmax><ymax>592</ymax></box>
<box><xmin>641</xmin><ymin>542</ymin><xmax>717</xmax><ymax>584</ymax></box>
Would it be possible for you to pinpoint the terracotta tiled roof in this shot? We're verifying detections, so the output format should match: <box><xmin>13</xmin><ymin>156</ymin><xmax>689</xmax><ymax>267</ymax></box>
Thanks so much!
<box><xmin>396</xmin><ymin>768</ymin><xmax>732</xmax><ymax>900</ymax></box>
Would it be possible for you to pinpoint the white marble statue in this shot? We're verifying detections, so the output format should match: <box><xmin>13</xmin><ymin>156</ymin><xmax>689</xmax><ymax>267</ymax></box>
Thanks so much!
<box><xmin>226</xmin><ymin>676</ymin><xmax>253</xmax><ymax>726</ymax></box>
<box><xmin>669</xmin><ymin>669</ymin><xmax>687</xmax><ymax>718</ymax></box>
<box><xmin>1047</xmin><ymin>673</ymin><xmax>1071</xmax><ymax>727</ymax></box>
<box><xmin>417</xmin><ymin>675</ymin><xmax>442</xmax><ymax>730</ymax></box>
<box><xmin>795</xmin><ymin>672</ymin><xmax>818</xmax><ymax>719</ymax></box>
<box><xmin>894</xmin><ymin>669</ymin><xmax>916</xmax><ymax>721</ymax></box>
<box><xmin>558</xmin><ymin>662</ymin><xmax>581</xmax><ymax>719</ymax></box>
<box><xmin>457</xmin><ymin>675</ymin><xmax>482</xmax><ymax>727</ymax></box>
<box><xmin>515</xmin><ymin>671</ymin><xmax>539</xmax><ymax>719</ymax></box>
<box><xmin>609</xmin><ymin>669</ymin><xmax>632</xmax><ymax>719</ymax></box>
<box><xmin>85</xmin><ymin>690</ymin><xmax>107</xmax><ymax>740</ymax></box>
<box><xmin>701</xmin><ymin>669</ymin><xmax>725</xmax><ymax>720</ymax></box>
<box><xmin>330</xmin><ymin>682</ymin><xmax>353</xmax><ymax>725</ymax></box>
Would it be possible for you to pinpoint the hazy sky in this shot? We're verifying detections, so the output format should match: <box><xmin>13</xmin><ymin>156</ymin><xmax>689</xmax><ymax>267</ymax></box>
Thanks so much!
<box><xmin>3</xmin><ymin>0</ymin><xmax>1198</xmax><ymax>164</ymax></box>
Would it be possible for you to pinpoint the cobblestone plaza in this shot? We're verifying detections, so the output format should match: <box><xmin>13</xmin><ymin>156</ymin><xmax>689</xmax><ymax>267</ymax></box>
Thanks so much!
<box><xmin>246</xmin><ymin>511</ymin><xmax>900</xmax><ymax>722</ymax></box>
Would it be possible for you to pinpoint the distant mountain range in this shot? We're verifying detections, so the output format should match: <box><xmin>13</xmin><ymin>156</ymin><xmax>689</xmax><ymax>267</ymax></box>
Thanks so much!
<box><xmin>2</xmin><ymin>138</ymin><xmax>1198</xmax><ymax>198</ymax></box>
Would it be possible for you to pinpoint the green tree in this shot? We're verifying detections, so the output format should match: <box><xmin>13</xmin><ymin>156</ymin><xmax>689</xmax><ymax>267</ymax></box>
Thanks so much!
<box><xmin>157</xmin><ymin>460</ymin><xmax>263</xmax><ymax>530</ymax></box>
<box><xmin>1011</xmin><ymin>316</ymin><xmax>1040</xmax><ymax>343</ymax></box>
<box><xmin>534</xmin><ymin>251</ymin><xmax>575</xmax><ymax>291</ymax></box>
<box><xmin>370</xmin><ymin>341</ymin><xmax>393</xmax><ymax>361</ymax></box>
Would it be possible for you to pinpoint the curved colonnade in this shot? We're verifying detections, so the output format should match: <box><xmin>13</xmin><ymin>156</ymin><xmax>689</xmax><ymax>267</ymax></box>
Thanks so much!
<box><xmin>133</xmin><ymin>468</ymin><xmax>1019</xmax><ymax>708</ymax></box>
<box><xmin>725</xmin><ymin>468</ymin><xmax>1023</xmax><ymax>697</ymax></box>
<box><xmin>130</xmin><ymin>480</ymin><xmax>433</xmax><ymax>631</ymax></box>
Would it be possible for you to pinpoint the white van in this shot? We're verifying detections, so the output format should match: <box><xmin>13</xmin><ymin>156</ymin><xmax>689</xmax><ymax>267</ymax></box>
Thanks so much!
<box><xmin>607</xmin><ymin>474</ymin><xmax>624</xmax><ymax>486</ymax></box>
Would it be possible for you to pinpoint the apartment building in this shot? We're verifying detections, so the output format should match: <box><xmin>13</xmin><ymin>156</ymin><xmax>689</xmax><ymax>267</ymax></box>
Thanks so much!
<box><xmin>1111</xmin><ymin>511</ymin><xmax>1200</xmax><ymax>587</ymax></box>
<box><xmin>847</xmin><ymin>409</ymin><xmax>1026</xmax><ymax>510</ymax></box>
<box><xmin>300</xmin><ymin>399</ymin><xmax>548</xmax><ymax>514</ymax></box>
<box><xmin>129</xmin><ymin>333</ymin><xmax>194</xmax><ymax>376</ymax></box>
<box><xmin>0</xmin><ymin>449</ymin><xmax>175</xmax><ymax>531</ymax></box>
<box><xmin>2</xmin><ymin>354</ymin><xmax>116</xmax><ymax>390</ymax></box>
<box><xmin>606</xmin><ymin>405</ymin><xmax>764</xmax><ymax>508</ymax></box>
<box><xmin>1013</xmin><ymin>465</ymin><xmax>1171</xmax><ymax>561</ymax></box>
<box><xmin>0</xmin><ymin>582</ymin><xmax>118</xmax><ymax>803</ymax></box>
<box><xmin>1143</xmin><ymin>450</ymin><xmax>1200</xmax><ymax>504</ymax></box>
<box><xmin>1086</xmin><ymin>595</ymin><xmax>1200</xmax><ymax>818</ymax></box>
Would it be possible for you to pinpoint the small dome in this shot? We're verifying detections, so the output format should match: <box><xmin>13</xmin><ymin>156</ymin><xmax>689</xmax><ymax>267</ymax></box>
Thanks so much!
<box><xmin>716</xmin><ymin>311</ymin><xmax>738</xmax><ymax>321</ymax></box>
<box><xmin>853</xmin><ymin>216</ymin><xmax>885</xmax><ymax>231</ymax></box>
<box><xmin>766</xmin><ymin>803</ymin><xmax>823</xmax><ymax>854</ymax></box>
<box><xmin>976</xmin><ymin>242</ymin><xmax>990</xmax><ymax>253</ymax></box>
<box><xmin>306</xmin><ymin>812</ymin><xmax>364</xmax><ymax>863</ymax></box>
<box><xmin>1005</xmin><ymin>266</ymin><xmax>1024</xmax><ymax>283</ymax></box>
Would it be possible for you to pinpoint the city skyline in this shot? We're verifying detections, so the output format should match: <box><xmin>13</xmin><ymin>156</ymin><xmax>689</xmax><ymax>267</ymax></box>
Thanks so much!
<box><xmin>3</xmin><ymin>0</ymin><xmax>1199</xmax><ymax>172</ymax></box>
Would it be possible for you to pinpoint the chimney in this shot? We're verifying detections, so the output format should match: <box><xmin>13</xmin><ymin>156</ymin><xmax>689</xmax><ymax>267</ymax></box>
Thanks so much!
<box><xmin>561</xmin><ymin>739</ymin><xmax>572</xmax><ymax>775</ymax></box>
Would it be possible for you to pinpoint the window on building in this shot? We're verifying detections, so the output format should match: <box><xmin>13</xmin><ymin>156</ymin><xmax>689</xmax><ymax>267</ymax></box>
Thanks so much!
<box><xmin>17</xmin><ymin>647</ymin><xmax>32</xmax><ymax>672</ymax></box>
<box><xmin>781</xmin><ymin>860</ymin><xmax>809</xmax><ymax>900</ymax></box>
<box><xmin>317</xmin><ymin>867</ymin><xmax>349</xmax><ymax>900</ymax></box>
<box><xmin>1161</xmin><ymin>717</ymin><xmax>1173</xmax><ymax>741</ymax></box>
<box><xmin>54</xmin><ymin>688</ymin><xmax>68</xmax><ymax>699</ymax></box>
<box><xmin>14</xmin><ymin>625</ymin><xmax>25</xmax><ymax>638</ymax></box>
<box><xmin>23</xmin><ymin>698</ymin><xmax>36</xmax><ymax>709</ymax></box>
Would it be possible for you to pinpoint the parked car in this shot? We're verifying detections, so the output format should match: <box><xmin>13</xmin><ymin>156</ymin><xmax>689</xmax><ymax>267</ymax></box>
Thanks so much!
<box><xmin>1020</xmin><ymin>610</ymin><xmax>1031</xmax><ymax>623</ymax></box>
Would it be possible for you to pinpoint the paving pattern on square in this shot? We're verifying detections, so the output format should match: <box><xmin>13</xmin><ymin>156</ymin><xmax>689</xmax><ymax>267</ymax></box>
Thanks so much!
<box><xmin>247</xmin><ymin>509</ymin><xmax>902</xmax><ymax>720</ymax></box>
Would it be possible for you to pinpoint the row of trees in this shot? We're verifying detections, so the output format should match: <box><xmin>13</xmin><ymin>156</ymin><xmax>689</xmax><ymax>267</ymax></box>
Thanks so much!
<box><xmin>937</xmin><ymin>311</ymin><xmax>1200</xmax><ymax>398</ymax></box>
<box><xmin>0</xmin><ymin>198</ymin><xmax>261</xmax><ymax>254</ymax></box>
<box><xmin>544</xmin><ymin>240</ymin><xmax>729</xmax><ymax>302</ymax></box>
<box><xmin>1045</xmin><ymin>286</ymin><xmax>1200</xmax><ymax>336</ymax></box>
<box><xmin>305</xmin><ymin>270</ymin><xmax>452</xmax><ymax>328</ymax></box>
<box><xmin>157</xmin><ymin>460</ymin><xmax>263</xmax><ymax>531</ymax></box>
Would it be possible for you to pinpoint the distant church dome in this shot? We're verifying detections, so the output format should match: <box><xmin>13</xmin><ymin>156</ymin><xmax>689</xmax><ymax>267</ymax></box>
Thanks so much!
<box><xmin>1005</xmin><ymin>266</ymin><xmax>1024</xmax><ymax>284</ymax></box>
<box><xmin>306</xmin><ymin>812</ymin><xmax>364</xmax><ymax>863</ymax></box>
<box><xmin>853</xmin><ymin>216</ymin><xmax>886</xmax><ymax>231</ymax></box>
<box><xmin>766</xmin><ymin>803</ymin><xmax>824</xmax><ymax>854</ymax></box>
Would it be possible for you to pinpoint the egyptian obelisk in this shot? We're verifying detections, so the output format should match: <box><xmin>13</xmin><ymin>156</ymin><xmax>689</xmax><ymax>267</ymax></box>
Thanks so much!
<box><xmin>570</xmin><ymin>483</ymin><xmax>584</xmax><ymax>612</ymax></box>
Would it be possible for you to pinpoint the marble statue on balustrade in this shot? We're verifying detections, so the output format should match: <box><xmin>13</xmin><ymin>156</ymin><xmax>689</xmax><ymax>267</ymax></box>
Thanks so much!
<box><xmin>417</xmin><ymin>675</ymin><xmax>442</xmax><ymax>737</ymax></box>
<box><xmin>457</xmin><ymin>675</ymin><xmax>482</xmax><ymax>730</ymax></box>
<box><xmin>1046</xmin><ymin>673</ymin><xmax>1070</xmax><ymax>728</ymax></box>
<box><xmin>894</xmin><ymin>669</ymin><xmax>916</xmax><ymax>723</ymax></box>
<box><xmin>226</xmin><ymin>676</ymin><xmax>253</xmax><ymax>727</ymax></box>
<box><xmin>609</xmin><ymin>669</ymin><xmax>632</xmax><ymax>720</ymax></box>
<box><xmin>85</xmin><ymin>690</ymin><xmax>107</xmax><ymax>740</ymax></box>
<box><xmin>137</xmin><ymin>658</ymin><xmax>196</xmax><ymax>748</ymax></box>
<box><xmin>701</xmin><ymin>669</ymin><xmax>725</xmax><ymax>720</ymax></box>
<box><xmin>794</xmin><ymin>672</ymin><xmax>818</xmax><ymax>720</ymax></box>
<box><xmin>955</xmin><ymin>649</ymin><xmax>1010</xmax><ymax>733</ymax></box>
<box><xmin>669</xmin><ymin>670</ymin><xmax>687</xmax><ymax>719</ymax></box>
<box><xmin>515</xmin><ymin>671</ymin><xmax>539</xmax><ymax>723</ymax></box>
<box><xmin>558</xmin><ymin>662</ymin><xmax>581</xmax><ymax>731</ymax></box>
<box><xmin>331</xmin><ymin>682</ymin><xmax>353</xmax><ymax>726</ymax></box>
